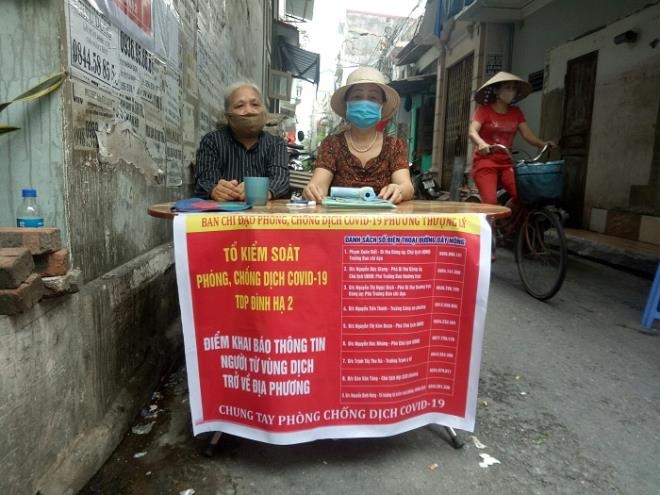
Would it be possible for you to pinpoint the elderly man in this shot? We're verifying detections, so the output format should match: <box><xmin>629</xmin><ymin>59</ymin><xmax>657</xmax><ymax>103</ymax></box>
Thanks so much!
<box><xmin>194</xmin><ymin>82</ymin><xmax>289</xmax><ymax>201</ymax></box>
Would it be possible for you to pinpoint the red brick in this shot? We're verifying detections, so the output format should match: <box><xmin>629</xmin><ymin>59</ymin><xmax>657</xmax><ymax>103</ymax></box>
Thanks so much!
<box><xmin>0</xmin><ymin>273</ymin><xmax>44</xmax><ymax>315</ymax></box>
<box><xmin>33</xmin><ymin>248</ymin><xmax>70</xmax><ymax>276</ymax></box>
<box><xmin>0</xmin><ymin>247</ymin><xmax>35</xmax><ymax>289</ymax></box>
<box><xmin>42</xmin><ymin>268</ymin><xmax>82</xmax><ymax>298</ymax></box>
<box><xmin>0</xmin><ymin>227</ymin><xmax>62</xmax><ymax>255</ymax></box>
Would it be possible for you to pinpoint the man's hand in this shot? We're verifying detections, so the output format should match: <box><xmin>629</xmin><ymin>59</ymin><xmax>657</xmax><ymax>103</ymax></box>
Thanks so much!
<box><xmin>211</xmin><ymin>180</ymin><xmax>245</xmax><ymax>201</ymax></box>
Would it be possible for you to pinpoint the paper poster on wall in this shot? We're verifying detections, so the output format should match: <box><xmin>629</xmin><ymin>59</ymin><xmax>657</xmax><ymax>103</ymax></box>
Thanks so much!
<box><xmin>165</xmin><ymin>127</ymin><xmax>183</xmax><ymax>187</ymax></box>
<box><xmin>173</xmin><ymin>213</ymin><xmax>491</xmax><ymax>445</ymax></box>
<box><xmin>67</xmin><ymin>0</ymin><xmax>120</xmax><ymax>89</ymax></box>
<box><xmin>89</xmin><ymin>0</ymin><xmax>154</xmax><ymax>51</ymax></box>
<box><xmin>71</xmin><ymin>81</ymin><xmax>118</xmax><ymax>151</ymax></box>
<box><xmin>89</xmin><ymin>0</ymin><xmax>179</xmax><ymax>65</ymax></box>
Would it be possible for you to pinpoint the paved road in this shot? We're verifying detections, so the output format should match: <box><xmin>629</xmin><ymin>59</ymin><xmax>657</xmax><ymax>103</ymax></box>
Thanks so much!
<box><xmin>82</xmin><ymin>253</ymin><xmax>660</xmax><ymax>495</ymax></box>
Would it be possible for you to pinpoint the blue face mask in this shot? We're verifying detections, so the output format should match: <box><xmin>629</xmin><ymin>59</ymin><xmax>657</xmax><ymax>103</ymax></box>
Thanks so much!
<box><xmin>346</xmin><ymin>100</ymin><xmax>382</xmax><ymax>129</ymax></box>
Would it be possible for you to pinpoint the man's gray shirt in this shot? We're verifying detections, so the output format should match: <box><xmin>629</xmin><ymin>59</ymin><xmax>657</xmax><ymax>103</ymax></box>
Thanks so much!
<box><xmin>194</xmin><ymin>127</ymin><xmax>289</xmax><ymax>199</ymax></box>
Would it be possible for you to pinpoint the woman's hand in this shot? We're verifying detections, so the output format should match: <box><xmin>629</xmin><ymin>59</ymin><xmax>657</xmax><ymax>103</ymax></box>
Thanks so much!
<box><xmin>379</xmin><ymin>183</ymin><xmax>405</xmax><ymax>204</ymax></box>
<box><xmin>211</xmin><ymin>180</ymin><xmax>244</xmax><ymax>201</ymax></box>
<box><xmin>302</xmin><ymin>169</ymin><xmax>333</xmax><ymax>202</ymax></box>
<box><xmin>544</xmin><ymin>140</ymin><xmax>558</xmax><ymax>149</ymax></box>
<box><xmin>302</xmin><ymin>182</ymin><xmax>325</xmax><ymax>202</ymax></box>
<box><xmin>477</xmin><ymin>142</ymin><xmax>491</xmax><ymax>156</ymax></box>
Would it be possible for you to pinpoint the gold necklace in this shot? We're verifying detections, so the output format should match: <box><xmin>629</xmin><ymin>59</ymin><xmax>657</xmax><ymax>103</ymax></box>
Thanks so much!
<box><xmin>346</xmin><ymin>130</ymin><xmax>378</xmax><ymax>153</ymax></box>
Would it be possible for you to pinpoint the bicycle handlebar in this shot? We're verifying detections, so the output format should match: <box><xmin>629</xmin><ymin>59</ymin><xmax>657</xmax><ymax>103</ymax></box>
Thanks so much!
<box><xmin>489</xmin><ymin>143</ymin><xmax>552</xmax><ymax>163</ymax></box>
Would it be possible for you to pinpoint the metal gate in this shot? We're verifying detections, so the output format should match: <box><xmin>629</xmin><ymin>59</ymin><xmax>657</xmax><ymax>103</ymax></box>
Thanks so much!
<box><xmin>442</xmin><ymin>54</ymin><xmax>474</xmax><ymax>189</ymax></box>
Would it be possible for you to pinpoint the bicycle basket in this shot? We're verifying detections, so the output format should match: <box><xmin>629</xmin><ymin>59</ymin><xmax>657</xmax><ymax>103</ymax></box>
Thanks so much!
<box><xmin>515</xmin><ymin>160</ymin><xmax>563</xmax><ymax>204</ymax></box>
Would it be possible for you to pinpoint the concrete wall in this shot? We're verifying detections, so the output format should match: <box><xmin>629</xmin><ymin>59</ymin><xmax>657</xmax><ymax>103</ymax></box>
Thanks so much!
<box><xmin>545</xmin><ymin>2</ymin><xmax>660</xmax><ymax>217</ymax></box>
<box><xmin>0</xmin><ymin>1</ymin><xmax>68</xmax><ymax>242</ymax></box>
<box><xmin>0</xmin><ymin>245</ymin><xmax>179</xmax><ymax>494</ymax></box>
<box><xmin>0</xmin><ymin>0</ymin><xmax>270</xmax><ymax>493</ymax></box>
<box><xmin>511</xmin><ymin>0</ymin><xmax>650</xmax><ymax>150</ymax></box>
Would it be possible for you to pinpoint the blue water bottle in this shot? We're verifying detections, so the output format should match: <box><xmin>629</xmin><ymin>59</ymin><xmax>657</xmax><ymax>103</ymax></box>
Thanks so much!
<box><xmin>16</xmin><ymin>188</ymin><xmax>44</xmax><ymax>228</ymax></box>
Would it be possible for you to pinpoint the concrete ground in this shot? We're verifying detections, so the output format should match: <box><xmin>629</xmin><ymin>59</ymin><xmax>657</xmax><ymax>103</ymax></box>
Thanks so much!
<box><xmin>80</xmin><ymin>233</ymin><xmax>660</xmax><ymax>495</ymax></box>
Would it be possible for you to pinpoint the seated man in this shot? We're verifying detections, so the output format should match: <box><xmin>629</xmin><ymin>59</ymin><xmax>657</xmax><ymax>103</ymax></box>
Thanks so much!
<box><xmin>194</xmin><ymin>82</ymin><xmax>289</xmax><ymax>201</ymax></box>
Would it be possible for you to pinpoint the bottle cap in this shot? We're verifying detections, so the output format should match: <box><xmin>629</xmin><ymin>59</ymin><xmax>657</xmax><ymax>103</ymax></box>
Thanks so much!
<box><xmin>22</xmin><ymin>188</ymin><xmax>37</xmax><ymax>197</ymax></box>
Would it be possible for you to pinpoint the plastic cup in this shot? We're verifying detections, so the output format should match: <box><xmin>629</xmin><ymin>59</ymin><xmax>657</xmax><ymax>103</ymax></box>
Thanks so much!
<box><xmin>244</xmin><ymin>176</ymin><xmax>270</xmax><ymax>206</ymax></box>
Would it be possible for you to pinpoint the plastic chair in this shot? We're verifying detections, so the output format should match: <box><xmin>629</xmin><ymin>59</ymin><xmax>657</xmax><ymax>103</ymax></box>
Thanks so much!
<box><xmin>641</xmin><ymin>262</ymin><xmax>660</xmax><ymax>330</ymax></box>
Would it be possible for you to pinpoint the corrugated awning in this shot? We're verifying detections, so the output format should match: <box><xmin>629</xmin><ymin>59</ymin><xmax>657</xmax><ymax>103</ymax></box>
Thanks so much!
<box><xmin>278</xmin><ymin>40</ymin><xmax>320</xmax><ymax>85</ymax></box>
<box><xmin>389</xmin><ymin>74</ymin><xmax>437</xmax><ymax>95</ymax></box>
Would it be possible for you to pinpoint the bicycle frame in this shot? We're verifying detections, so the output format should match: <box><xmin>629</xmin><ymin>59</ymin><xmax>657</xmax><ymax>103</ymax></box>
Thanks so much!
<box><xmin>486</xmin><ymin>143</ymin><xmax>568</xmax><ymax>300</ymax></box>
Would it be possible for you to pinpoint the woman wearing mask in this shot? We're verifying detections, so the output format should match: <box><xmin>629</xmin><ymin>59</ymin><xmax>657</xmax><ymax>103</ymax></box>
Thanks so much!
<box><xmin>468</xmin><ymin>71</ymin><xmax>556</xmax><ymax>206</ymax></box>
<box><xmin>302</xmin><ymin>67</ymin><xmax>414</xmax><ymax>204</ymax></box>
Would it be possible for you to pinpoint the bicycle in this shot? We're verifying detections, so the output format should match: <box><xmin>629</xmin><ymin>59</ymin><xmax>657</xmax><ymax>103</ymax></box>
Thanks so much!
<box><xmin>478</xmin><ymin>143</ymin><xmax>568</xmax><ymax>301</ymax></box>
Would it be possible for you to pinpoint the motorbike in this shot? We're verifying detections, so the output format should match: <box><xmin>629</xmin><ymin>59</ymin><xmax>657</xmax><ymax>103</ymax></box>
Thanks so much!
<box><xmin>410</xmin><ymin>158</ymin><xmax>443</xmax><ymax>200</ymax></box>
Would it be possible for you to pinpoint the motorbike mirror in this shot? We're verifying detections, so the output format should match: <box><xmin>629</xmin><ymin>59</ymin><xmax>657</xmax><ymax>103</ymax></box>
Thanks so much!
<box><xmin>297</xmin><ymin>130</ymin><xmax>305</xmax><ymax>142</ymax></box>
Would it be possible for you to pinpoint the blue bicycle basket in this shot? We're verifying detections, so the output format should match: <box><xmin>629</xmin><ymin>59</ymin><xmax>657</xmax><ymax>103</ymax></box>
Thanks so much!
<box><xmin>515</xmin><ymin>160</ymin><xmax>564</xmax><ymax>204</ymax></box>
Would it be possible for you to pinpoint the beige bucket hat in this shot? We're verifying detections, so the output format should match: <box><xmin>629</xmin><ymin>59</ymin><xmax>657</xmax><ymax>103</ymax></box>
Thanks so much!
<box><xmin>475</xmin><ymin>71</ymin><xmax>532</xmax><ymax>105</ymax></box>
<box><xmin>330</xmin><ymin>67</ymin><xmax>401</xmax><ymax>120</ymax></box>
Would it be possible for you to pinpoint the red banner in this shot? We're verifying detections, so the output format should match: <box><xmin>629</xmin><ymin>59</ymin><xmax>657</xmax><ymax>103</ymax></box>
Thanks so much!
<box><xmin>174</xmin><ymin>212</ymin><xmax>490</xmax><ymax>444</ymax></box>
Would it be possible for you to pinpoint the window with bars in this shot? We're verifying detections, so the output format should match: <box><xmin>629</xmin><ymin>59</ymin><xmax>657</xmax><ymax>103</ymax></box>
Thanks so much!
<box><xmin>528</xmin><ymin>70</ymin><xmax>544</xmax><ymax>92</ymax></box>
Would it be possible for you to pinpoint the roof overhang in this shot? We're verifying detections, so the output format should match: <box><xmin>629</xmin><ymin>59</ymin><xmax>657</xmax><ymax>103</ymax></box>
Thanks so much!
<box><xmin>389</xmin><ymin>73</ymin><xmax>437</xmax><ymax>95</ymax></box>
<box><xmin>395</xmin><ymin>0</ymin><xmax>439</xmax><ymax>66</ymax></box>
<box><xmin>453</xmin><ymin>0</ymin><xmax>553</xmax><ymax>23</ymax></box>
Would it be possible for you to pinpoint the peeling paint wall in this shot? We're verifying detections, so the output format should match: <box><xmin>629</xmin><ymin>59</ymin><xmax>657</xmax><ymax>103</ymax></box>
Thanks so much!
<box><xmin>2</xmin><ymin>0</ymin><xmax>268</xmax><ymax>281</ymax></box>
<box><xmin>60</xmin><ymin>0</ymin><xmax>267</xmax><ymax>281</ymax></box>
<box><xmin>0</xmin><ymin>0</ymin><xmax>271</xmax><ymax>493</ymax></box>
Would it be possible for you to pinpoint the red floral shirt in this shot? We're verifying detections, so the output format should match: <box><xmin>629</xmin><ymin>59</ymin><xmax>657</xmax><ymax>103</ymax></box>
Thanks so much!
<box><xmin>314</xmin><ymin>133</ymin><xmax>408</xmax><ymax>192</ymax></box>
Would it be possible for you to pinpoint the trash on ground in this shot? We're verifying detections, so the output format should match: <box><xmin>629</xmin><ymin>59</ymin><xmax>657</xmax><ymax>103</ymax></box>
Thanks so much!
<box><xmin>468</xmin><ymin>436</ymin><xmax>487</xmax><ymax>449</ymax></box>
<box><xmin>133</xmin><ymin>451</ymin><xmax>147</xmax><ymax>458</ymax></box>
<box><xmin>428</xmin><ymin>463</ymin><xmax>438</xmax><ymax>470</ymax></box>
<box><xmin>179</xmin><ymin>489</ymin><xmax>195</xmax><ymax>495</ymax></box>
<box><xmin>131</xmin><ymin>421</ymin><xmax>155</xmax><ymax>435</ymax></box>
<box><xmin>478</xmin><ymin>453</ymin><xmax>501</xmax><ymax>468</ymax></box>
<box><xmin>142</xmin><ymin>404</ymin><xmax>162</xmax><ymax>419</ymax></box>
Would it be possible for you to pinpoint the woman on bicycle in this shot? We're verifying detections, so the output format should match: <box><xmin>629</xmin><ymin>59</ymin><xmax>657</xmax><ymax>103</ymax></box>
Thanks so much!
<box><xmin>468</xmin><ymin>71</ymin><xmax>555</xmax><ymax>206</ymax></box>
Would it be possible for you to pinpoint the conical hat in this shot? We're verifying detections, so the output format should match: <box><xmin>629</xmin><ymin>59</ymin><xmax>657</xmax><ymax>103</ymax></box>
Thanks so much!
<box><xmin>474</xmin><ymin>71</ymin><xmax>532</xmax><ymax>105</ymax></box>
<box><xmin>330</xmin><ymin>67</ymin><xmax>400</xmax><ymax>120</ymax></box>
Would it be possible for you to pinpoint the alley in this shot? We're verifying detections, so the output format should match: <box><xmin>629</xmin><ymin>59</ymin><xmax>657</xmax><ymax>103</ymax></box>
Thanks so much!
<box><xmin>81</xmin><ymin>254</ymin><xmax>660</xmax><ymax>495</ymax></box>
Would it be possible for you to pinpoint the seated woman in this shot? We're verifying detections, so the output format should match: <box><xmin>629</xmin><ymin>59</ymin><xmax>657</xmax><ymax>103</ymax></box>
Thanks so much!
<box><xmin>302</xmin><ymin>67</ymin><xmax>414</xmax><ymax>204</ymax></box>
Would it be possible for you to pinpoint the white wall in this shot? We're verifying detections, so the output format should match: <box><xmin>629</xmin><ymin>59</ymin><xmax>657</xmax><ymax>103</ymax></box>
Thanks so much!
<box><xmin>546</xmin><ymin>2</ymin><xmax>660</xmax><ymax>210</ymax></box>
<box><xmin>512</xmin><ymin>0</ymin><xmax>651</xmax><ymax>146</ymax></box>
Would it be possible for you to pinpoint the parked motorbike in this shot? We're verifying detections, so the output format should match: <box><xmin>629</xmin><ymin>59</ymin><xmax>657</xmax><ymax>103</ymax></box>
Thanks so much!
<box><xmin>410</xmin><ymin>159</ymin><xmax>442</xmax><ymax>200</ymax></box>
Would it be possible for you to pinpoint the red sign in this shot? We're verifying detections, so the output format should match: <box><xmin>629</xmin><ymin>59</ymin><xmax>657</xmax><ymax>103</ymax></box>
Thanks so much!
<box><xmin>113</xmin><ymin>0</ymin><xmax>152</xmax><ymax>34</ymax></box>
<box><xmin>174</xmin><ymin>212</ymin><xmax>490</xmax><ymax>444</ymax></box>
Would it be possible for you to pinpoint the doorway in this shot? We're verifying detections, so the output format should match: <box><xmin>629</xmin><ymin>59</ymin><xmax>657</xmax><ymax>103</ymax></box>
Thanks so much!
<box><xmin>561</xmin><ymin>51</ymin><xmax>598</xmax><ymax>227</ymax></box>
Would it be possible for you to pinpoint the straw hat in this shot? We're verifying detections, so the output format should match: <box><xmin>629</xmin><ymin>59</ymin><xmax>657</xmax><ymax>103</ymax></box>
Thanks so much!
<box><xmin>330</xmin><ymin>67</ymin><xmax>401</xmax><ymax>120</ymax></box>
<box><xmin>474</xmin><ymin>71</ymin><xmax>532</xmax><ymax>105</ymax></box>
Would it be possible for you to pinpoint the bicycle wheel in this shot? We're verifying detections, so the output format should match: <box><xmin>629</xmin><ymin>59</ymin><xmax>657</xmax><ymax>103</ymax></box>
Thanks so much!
<box><xmin>515</xmin><ymin>206</ymin><xmax>567</xmax><ymax>300</ymax></box>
